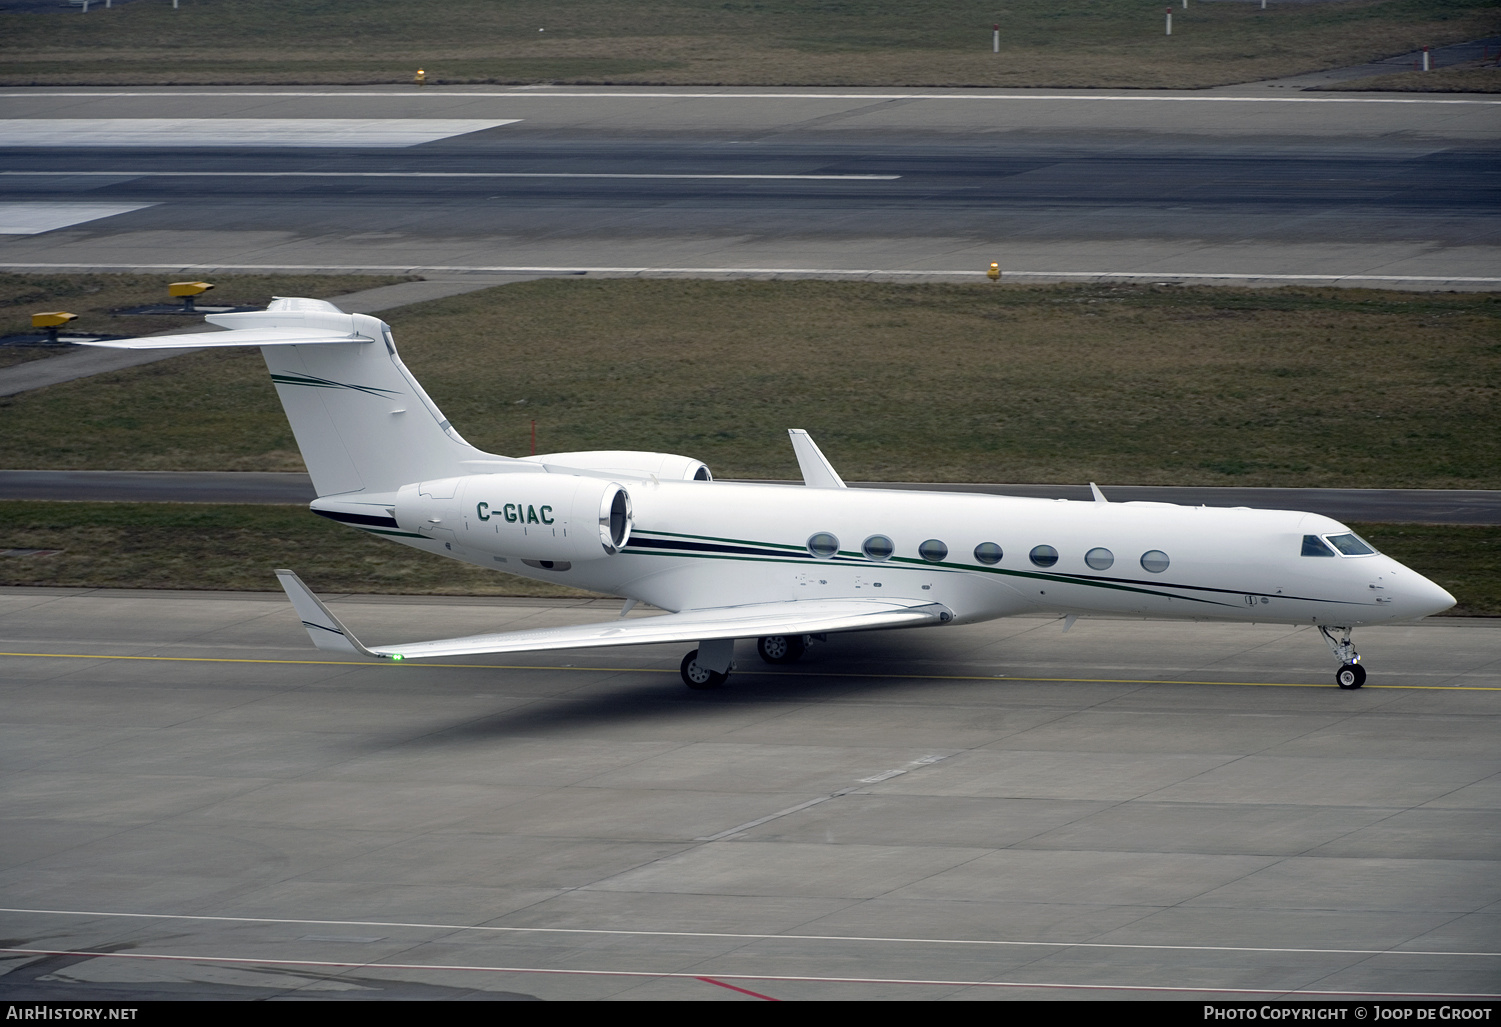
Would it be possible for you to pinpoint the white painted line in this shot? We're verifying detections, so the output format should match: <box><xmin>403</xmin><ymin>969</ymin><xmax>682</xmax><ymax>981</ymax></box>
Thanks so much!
<box><xmin>1</xmin><ymin>262</ymin><xmax>1498</xmax><ymax>284</ymax></box>
<box><xmin>0</xmin><ymin>119</ymin><xmax>519</xmax><ymax>148</ymax></box>
<box><xmin>0</xmin><ymin>170</ymin><xmax>899</xmax><ymax>182</ymax></box>
<box><xmin>2</xmin><ymin>948</ymin><xmax>1496</xmax><ymax>999</ymax></box>
<box><xmin>695</xmin><ymin>794</ymin><xmax>845</xmax><ymax>842</ymax></box>
<box><xmin>703</xmin><ymin>754</ymin><xmax>953</xmax><ymax>839</ymax></box>
<box><xmin>6</xmin><ymin>907</ymin><xmax>1495</xmax><ymax>959</ymax></box>
<box><xmin>4</xmin><ymin>90</ymin><xmax>1499</xmax><ymax>105</ymax></box>
<box><xmin>0</xmin><ymin>201</ymin><xmax>157</xmax><ymax>235</ymax></box>
<box><xmin>859</xmin><ymin>753</ymin><xmax>950</xmax><ymax>783</ymax></box>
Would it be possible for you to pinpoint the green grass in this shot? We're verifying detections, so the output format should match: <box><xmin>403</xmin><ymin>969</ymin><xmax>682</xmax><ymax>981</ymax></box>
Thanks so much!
<box><xmin>3</xmin><ymin>0</ymin><xmax>1497</xmax><ymax>89</ymax></box>
<box><xmin>1354</xmin><ymin>522</ymin><xmax>1501</xmax><ymax>616</ymax></box>
<box><xmin>1326</xmin><ymin>62</ymin><xmax>1501</xmax><ymax>92</ymax></box>
<box><xmin>3</xmin><ymin>278</ymin><xmax>1496</xmax><ymax>489</ymax></box>
<box><xmin>0</xmin><ymin>502</ymin><xmax>588</xmax><ymax>598</ymax></box>
<box><xmin>0</xmin><ymin>503</ymin><xmax>1491</xmax><ymax>614</ymax></box>
<box><xmin>0</xmin><ymin>273</ymin><xmax>413</xmax><ymax>371</ymax></box>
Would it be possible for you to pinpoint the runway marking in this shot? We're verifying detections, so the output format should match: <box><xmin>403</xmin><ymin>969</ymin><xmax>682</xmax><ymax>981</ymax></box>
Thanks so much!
<box><xmin>0</xmin><ymin>171</ymin><xmax>900</xmax><ymax>182</ymax></box>
<box><xmin>1</xmin><ymin>263</ymin><xmax>1498</xmax><ymax>285</ymax></box>
<box><xmin>1</xmin><ymin>948</ymin><xmax>1496</xmax><ymax>999</ymax></box>
<box><xmin>4</xmin><ymin>908</ymin><xmax>1499</xmax><ymax>959</ymax></box>
<box><xmin>697</xmin><ymin>977</ymin><xmax>779</xmax><ymax>1000</ymax></box>
<box><xmin>2</xmin><ymin>651</ymin><xmax>1496</xmax><ymax>689</ymax></box>
<box><xmin>5</xmin><ymin>90</ymin><xmax>1499</xmax><ymax>105</ymax></box>
<box><xmin>0</xmin><ymin>201</ymin><xmax>156</xmax><ymax>235</ymax></box>
<box><xmin>0</xmin><ymin>118</ymin><xmax>520</xmax><ymax>148</ymax></box>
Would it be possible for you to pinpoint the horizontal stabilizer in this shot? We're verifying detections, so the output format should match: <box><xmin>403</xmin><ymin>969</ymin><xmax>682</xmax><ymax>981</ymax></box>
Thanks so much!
<box><xmin>78</xmin><ymin>327</ymin><xmax>374</xmax><ymax>350</ymax></box>
<box><xmin>276</xmin><ymin>569</ymin><xmax>950</xmax><ymax>661</ymax></box>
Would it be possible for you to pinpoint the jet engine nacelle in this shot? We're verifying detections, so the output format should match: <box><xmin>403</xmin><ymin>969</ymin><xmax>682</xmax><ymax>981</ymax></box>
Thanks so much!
<box><xmin>395</xmin><ymin>472</ymin><xmax>632</xmax><ymax>562</ymax></box>
<box><xmin>522</xmin><ymin>450</ymin><xmax>712</xmax><ymax>482</ymax></box>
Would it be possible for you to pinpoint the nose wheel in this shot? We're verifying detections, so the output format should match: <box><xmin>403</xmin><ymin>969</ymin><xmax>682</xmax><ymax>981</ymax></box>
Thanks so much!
<box><xmin>1319</xmin><ymin>626</ymin><xmax>1365</xmax><ymax>690</ymax></box>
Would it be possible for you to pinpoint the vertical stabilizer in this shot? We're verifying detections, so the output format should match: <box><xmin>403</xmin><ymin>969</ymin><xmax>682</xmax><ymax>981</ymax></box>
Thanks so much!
<box><xmin>259</xmin><ymin>313</ymin><xmax>503</xmax><ymax>495</ymax></box>
<box><xmin>82</xmin><ymin>299</ymin><xmax>522</xmax><ymax>497</ymax></box>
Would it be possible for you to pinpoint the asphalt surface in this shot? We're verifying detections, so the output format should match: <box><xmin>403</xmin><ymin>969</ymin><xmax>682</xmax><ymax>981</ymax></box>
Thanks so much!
<box><xmin>1</xmin><ymin>86</ymin><xmax>1498</xmax><ymax>287</ymax></box>
<box><xmin>0</xmin><ymin>588</ymin><xmax>1496</xmax><ymax>1000</ymax></box>
<box><xmin>3</xmin><ymin>470</ymin><xmax>1499</xmax><ymax>525</ymax></box>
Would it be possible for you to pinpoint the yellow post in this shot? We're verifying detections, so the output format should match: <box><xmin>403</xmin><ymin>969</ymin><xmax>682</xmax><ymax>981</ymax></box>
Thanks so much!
<box><xmin>32</xmin><ymin>311</ymin><xmax>77</xmax><ymax>344</ymax></box>
<box><xmin>168</xmin><ymin>281</ymin><xmax>214</xmax><ymax>311</ymax></box>
<box><xmin>415</xmin><ymin>68</ymin><xmax>427</xmax><ymax>87</ymax></box>
<box><xmin>987</xmin><ymin>263</ymin><xmax>1001</xmax><ymax>281</ymax></box>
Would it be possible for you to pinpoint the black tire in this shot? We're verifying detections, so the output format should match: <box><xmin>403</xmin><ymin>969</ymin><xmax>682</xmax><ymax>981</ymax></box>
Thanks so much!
<box><xmin>757</xmin><ymin>634</ymin><xmax>806</xmax><ymax>665</ymax></box>
<box><xmin>681</xmin><ymin>649</ymin><xmax>728</xmax><ymax>690</ymax></box>
<box><xmin>1336</xmin><ymin>664</ymin><xmax>1366</xmax><ymax>690</ymax></box>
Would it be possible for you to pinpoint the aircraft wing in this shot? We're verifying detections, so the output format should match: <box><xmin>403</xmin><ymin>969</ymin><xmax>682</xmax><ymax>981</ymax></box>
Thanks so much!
<box><xmin>276</xmin><ymin>569</ymin><xmax>951</xmax><ymax>661</ymax></box>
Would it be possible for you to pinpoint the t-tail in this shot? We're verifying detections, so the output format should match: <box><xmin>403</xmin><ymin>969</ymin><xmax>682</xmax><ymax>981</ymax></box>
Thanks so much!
<box><xmin>80</xmin><ymin>297</ymin><xmax>520</xmax><ymax>496</ymax></box>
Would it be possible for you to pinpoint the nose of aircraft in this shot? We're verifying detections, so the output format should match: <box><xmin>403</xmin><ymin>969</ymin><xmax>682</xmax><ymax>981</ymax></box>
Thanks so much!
<box><xmin>1401</xmin><ymin>571</ymin><xmax>1457</xmax><ymax>618</ymax></box>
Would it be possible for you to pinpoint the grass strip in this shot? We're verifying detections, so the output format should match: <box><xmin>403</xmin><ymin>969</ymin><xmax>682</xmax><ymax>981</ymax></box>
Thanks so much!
<box><xmin>3</xmin><ymin>0</ymin><xmax>1498</xmax><ymax>90</ymax></box>
<box><xmin>0</xmin><ymin>502</ymin><xmax>589</xmax><ymax>598</ymax></box>
<box><xmin>0</xmin><ymin>502</ymin><xmax>1491</xmax><ymax>614</ymax></box>
<box><xmin>0</xmin><ymin>273</ymin><xmax>414</xmax><ymax>371</ymax></box>
<box><xmin>1321</xmin><ymin>63</ymin><xmax>1501</xmax><ymax>92</ymax></box>
<box><xmin>2</xmin><ymin>278</ymin><xmax>1496</xmax><ymax>489</ymax></box>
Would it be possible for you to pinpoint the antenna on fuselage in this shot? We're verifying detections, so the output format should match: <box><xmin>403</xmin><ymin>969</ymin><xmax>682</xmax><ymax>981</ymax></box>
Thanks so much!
<box><xmin>1089</xmin><ymin>482</ymin><xmax>1108</xmax><ymax>504</ymax></box>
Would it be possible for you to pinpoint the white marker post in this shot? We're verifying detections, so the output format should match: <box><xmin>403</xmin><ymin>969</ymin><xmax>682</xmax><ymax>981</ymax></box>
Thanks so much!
<box><xmin>993</xmin><ymin>24</ymin><xmax>999</xmax><ymax>53</ymax></box>
<box><xmin>1422</xmin><ymin>46</ymin><xmax>1430</xmax><ymax>71</ymax></box>
<box><xmin>1165</xmin><ymin>8</ymin><xmax>1172</xmax><ymax>35</ymax></box>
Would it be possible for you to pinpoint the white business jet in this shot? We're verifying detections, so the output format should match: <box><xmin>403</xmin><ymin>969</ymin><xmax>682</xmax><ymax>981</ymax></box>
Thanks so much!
<box><xmin>83</xmin><ymin>297</ymin><xmax>1456</xmax><ymax>690</ymax></box>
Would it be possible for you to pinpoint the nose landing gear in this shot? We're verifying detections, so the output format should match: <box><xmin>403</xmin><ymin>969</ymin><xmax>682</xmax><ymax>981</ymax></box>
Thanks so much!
<box><xmin>1319</xmin><ymin>625</ymin><xmax>1365</xmax><ymax>689</ymax></box>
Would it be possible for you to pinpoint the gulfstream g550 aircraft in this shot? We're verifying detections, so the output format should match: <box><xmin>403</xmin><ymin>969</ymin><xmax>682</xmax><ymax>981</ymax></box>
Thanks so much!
<box><xmin>83</xmin><ymin>297</ymin><xmax>1455</xmax><ymax>690</ymax></box>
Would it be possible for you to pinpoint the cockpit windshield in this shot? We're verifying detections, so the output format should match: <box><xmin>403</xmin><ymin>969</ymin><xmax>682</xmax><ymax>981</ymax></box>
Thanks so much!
<box><xmin>1301</xmin><ymin>535</ymin><xmax>1335</xmax><ymax>557</ymax></box>
<box><xmin>1325</xmin><ymin>533</ymin><xmax>1377</xmax><ymax>556</ymax></box>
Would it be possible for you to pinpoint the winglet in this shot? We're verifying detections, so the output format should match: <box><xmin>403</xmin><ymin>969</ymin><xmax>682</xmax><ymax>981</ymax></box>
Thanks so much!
<box><xmin>788</xmin><ymin>429</ymin><xmax>847</xmax><ymax>489</ymax></box>
<box><xmin>275</xmin><ymin>569</ymin><xmax>388</xmax><ymax>659</ymax></box>
<box><xmin>1089</xmin><ymin>482</ymin><xmax>1108</xmax><ymax>504</ymax></box>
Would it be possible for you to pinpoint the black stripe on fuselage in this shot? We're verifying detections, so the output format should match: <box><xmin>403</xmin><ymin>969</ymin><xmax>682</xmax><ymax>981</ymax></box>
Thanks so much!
<box><xmin>626</xmin><ymin>534</ymin><xmax>800</xmax><ymax>560</ymax></box>
<box><xmin>314</xmin><ymin>509</ymin><xmax>401</xmax><ymax>529</ymax></box>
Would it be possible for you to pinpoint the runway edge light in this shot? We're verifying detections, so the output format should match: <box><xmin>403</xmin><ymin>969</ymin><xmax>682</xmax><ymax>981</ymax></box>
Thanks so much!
<box><xmin>987</xmin><ymin>263</ymin><xmax>1000</xmax><ymax>281</ymax></box>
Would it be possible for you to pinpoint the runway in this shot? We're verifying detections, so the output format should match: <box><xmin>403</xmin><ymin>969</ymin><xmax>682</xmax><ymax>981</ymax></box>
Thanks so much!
<box><xmin>0</xmin><ymin>587</ymin><xmax>1496</xmax><ymax>1000</ymax></box>
<box><xmin>1</xmin><ymin>86</ymin><xmax>1498</xmax><ymax>287</ymax></box>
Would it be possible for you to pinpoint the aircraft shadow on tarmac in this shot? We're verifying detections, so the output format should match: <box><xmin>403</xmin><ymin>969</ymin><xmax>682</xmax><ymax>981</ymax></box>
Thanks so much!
<box><xmin>383</xmin><ymin>632</ymin><xmax>1050</xmax><ymax>746</ymax></box>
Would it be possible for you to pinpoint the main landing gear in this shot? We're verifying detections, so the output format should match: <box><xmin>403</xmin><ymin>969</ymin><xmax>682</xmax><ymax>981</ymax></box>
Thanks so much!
<box><xmin>680</xmin><ymin>650</ymin><xmax>728</xmax><ymax>689</ymax></box>
<box><xmin>680</xmin><ymin>636</ymin><xmax>736</xmax><ymax>689</ymax></box>
<box><xmin>756</xmin><ymin>634</ymin><xmax>807</xmax><ymax>665</ymax></box>
<box><xmin>680</xmin><ymin>635</ymin><xmax>812</xmax><ymax>689</ymax></box>
<box><xmin>1319</xmin><ymin>625</ymin><xmax>1366</xmax><ymax>689</ymax></box>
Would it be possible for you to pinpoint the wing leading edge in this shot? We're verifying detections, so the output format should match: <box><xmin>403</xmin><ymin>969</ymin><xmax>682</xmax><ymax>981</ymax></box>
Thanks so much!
<box><xmin>275</xmin><ymin>569</ymin><xmax>951</xmax><ymax>661</ymax></box>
